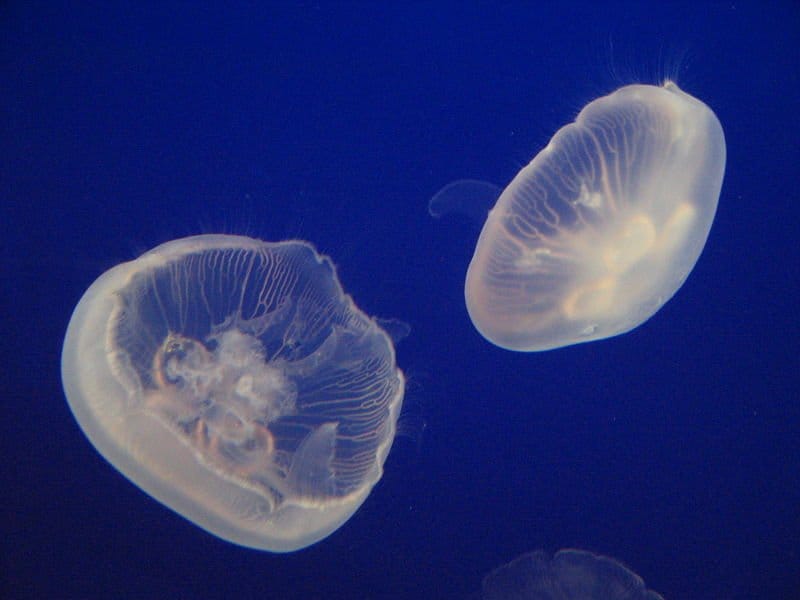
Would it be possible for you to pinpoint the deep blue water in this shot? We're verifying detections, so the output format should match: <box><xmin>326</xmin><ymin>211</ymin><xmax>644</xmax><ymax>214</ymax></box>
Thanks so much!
<box><xmin>2</xmin><ymin>2</ymin><xmax>799</xmax><ymax>599</ymax></box>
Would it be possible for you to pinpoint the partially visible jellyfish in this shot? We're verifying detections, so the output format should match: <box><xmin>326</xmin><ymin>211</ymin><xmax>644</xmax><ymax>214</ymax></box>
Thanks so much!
<box><xmin>435</xmin><ymin>82</ymin><xmax>726</xmax><ymax>351</ymax></box>
<box><xmin>61</xmin><ymin>235</ymin><xmax>405</xmax><ymax>552</ymax></box>
<box><xmin>478</xmin><ymin>549</ymin><xmax>664</xmax><ymax>600</ymax></box>
<box><xmin>429</xmin><ymin>178</ymin><xmax>503</xmax><ymax>223</ymax></box>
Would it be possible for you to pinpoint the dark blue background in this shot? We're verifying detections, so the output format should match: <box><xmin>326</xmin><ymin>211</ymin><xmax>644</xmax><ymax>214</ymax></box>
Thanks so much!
<box><xmin>2</xmin><ymin>2</ymin><xmax>799</xmax><ymax>599</ymax></box>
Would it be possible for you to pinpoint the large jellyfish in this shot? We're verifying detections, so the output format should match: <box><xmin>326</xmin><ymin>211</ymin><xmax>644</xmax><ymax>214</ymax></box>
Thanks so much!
<box><xmin>447</xmin><ymin>82</ymin><xmax>726</xmax><ymax>351</ymax></box>
<box><xmin>478</xmin><ymin>549</ymin><xmax>664</xmax><ymax>600</ymax></box>
<box><xmin>61</xmin><ymin>235</ymin><xmax>405</xmax><ymax>552</ymax></box>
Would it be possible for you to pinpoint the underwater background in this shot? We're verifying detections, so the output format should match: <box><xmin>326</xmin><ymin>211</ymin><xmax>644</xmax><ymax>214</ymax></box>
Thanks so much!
<box><xmin>2</xmin><ymin>2</ymin><xmax>799</xmax><ymax>599</ymax></box>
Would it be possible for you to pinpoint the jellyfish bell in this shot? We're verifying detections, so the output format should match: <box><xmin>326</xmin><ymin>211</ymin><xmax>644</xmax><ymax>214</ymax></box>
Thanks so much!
<box><xmin>61</xmin><ymin>234</ymin><xmax>404</xmax><ymax>552</ymax></box>
<box><xmin>442</xmin><ymin>82</ymin><xmax>725</xmax><ymax>352</ymax></box>
<box><xmin>428</xmin><ymin>179</ymin><xmax>503</xmax><ymax>224</ymax></box>
<box><xmin>479</xmin><ymin>549</ymin><xmax>664</xmax><ymax>600</ymax></box>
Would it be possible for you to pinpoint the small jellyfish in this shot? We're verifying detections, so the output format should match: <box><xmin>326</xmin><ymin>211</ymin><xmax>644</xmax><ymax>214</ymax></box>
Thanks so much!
<box><xmin>455</xmin><ymin>82</ymin><xmax>726</xmax><ymax>351</ymax></box>
<box><xmin>478</xmin><ymin>549</ymin><xmax>664</xmax><ymax>600</ymax></box>
<box><xmin>61</xmin><ymin>235</ymin><xmax>404</xmax><ymax>552</ymax></box>
<box><xmin>429</xmin><ymin>178</ymin><xmax>503</xmax><ymax>223</ymax></box>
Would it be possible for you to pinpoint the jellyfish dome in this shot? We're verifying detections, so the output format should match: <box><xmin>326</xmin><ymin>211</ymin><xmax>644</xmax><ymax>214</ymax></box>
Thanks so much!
<box><xmin>465</xmin><ymin>82</ymin><xmax>726</xmax><ymax>351</ymax></box>
<box><xmin>480</xmin><ymin>549</ymin><xmax>664</xmax><ymax>600</ymax></box>
<box><xmin>61</xmin><ymin>235</ymin><xmax>404</xmax><ymax>552</ymax></box>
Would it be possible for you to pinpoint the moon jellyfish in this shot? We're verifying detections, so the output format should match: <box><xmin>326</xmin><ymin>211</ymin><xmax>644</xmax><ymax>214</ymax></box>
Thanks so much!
<box><xmin>478</xmin><ymin>549</ymin><xmax>664</xmax><ymax>600</ymax></box>
<box><xmin>429</xmin><ymin>178</ymin><xmax>503</xmax><ymax>223</ymax></box>
<box><xmin>61</xmin><ymin>235</ymin><xmax>405</xmax><ymax>552</ymax></box>
<box><xmin>461</xmin><ymin>82</ymin><xmax>726</xmax><ymax>351</ymax></box>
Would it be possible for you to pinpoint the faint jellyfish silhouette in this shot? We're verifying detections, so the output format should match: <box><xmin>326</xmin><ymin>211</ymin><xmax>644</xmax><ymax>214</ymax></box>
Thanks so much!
<box><xmin>429</xmin><ymin>178</ymin><xmax>503</xmax><ymax>223</ymax></box>
<box><xmin>433</xmin><ymin>82</ymin><xmax>726</xmax><ymax>351</ymax></box>
<box><xmin>478</xmin><ymin>549</ymin><xmax>664</xmax><ymax>600</ymax></box>
<box><xmin>61</xmin><ymin>235</ymin><xmax>405</xmax><ymax>552</ymax></box>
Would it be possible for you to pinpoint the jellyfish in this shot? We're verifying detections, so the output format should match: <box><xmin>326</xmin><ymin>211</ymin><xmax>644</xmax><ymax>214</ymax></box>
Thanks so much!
<box><xmin>440</xmin><ymin>82</ymin><xmax>726</xmax><ymax>351</ymax></box>
<box><xmin>478</xmin><ymin>549</ymin><xmax>664</xmax><ymax>600</ymax></box>
<box><xmin>61</xmin><ymin>235</ymin><xmax>405</xmax><ymax>552</ymax></box>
